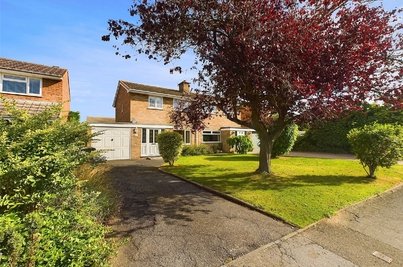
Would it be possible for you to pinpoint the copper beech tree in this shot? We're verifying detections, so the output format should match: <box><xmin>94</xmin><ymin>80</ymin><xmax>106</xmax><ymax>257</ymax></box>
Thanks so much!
<box><xmin>103</xmin><ymin>0</ymin><xmax>403</xmax><ymax>174</ymax></box>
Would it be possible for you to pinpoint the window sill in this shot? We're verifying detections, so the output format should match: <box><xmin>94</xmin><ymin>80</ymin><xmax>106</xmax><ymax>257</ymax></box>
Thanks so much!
<box><xmin>0</xmin><ymin>91</ymin><xmax>42</xmax><ymax>97</ymax></box>
<box><xmin>147</xmin><ymin>107</ymin><xmax>163</xmax><ymax>110</ymax></box>
<box><xmin>202</xmin><ymin>141</ymin><xmax>221</xmax><ymax>144</ymax></box>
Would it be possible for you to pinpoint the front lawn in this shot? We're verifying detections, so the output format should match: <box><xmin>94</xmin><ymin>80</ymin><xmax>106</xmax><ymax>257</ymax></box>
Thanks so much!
<box><xmin>162</xmin><ymin>154</ymin><xmax>403</xmax><ymax>227</ymax></box>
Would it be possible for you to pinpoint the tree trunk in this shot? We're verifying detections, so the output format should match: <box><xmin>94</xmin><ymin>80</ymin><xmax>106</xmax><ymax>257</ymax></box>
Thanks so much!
<box><xmin>256</xmin><ymin>130</ymin><xmax>274</xmax><ymax>174</ymax></box>
<box><xmin>368</xmin><ymin>165</ymin><xmax>377</xmax><ymax>178</ymax></box>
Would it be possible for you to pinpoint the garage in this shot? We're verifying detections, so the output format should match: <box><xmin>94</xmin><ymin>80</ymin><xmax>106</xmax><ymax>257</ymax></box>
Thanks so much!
<box><xmin>91</xmin><ymin>127</ymin><xmax>131</xmax><ymax>160</ymax></box>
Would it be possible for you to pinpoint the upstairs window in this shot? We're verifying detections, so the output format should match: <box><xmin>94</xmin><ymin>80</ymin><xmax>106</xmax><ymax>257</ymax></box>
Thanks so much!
<box><xmin>148</xmin><ymin>96</ymin><xmax>163</xmax><ymax>109</ymax></box>
<box><xmin>173</xmin><ymin>98</ymin><xmax>190</xmax><ymax>110</ymax></box>
<box><xmin>1</xmin><ymin>74</ymin><xmax>41</xmax><ymax>96</ymax></box>
<box><xmin>202</xmin><ymin>130</ymin><xmax>221</xmax><ymax>143</ymax></box>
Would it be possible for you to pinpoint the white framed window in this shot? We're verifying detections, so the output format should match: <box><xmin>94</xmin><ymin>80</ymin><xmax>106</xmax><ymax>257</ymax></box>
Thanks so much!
<box><xmin>184</xmin><ymin>130</ymin><xmax>191</xmax><ymax>144</ymax></box>
<box><xmin>148</xmin><ymin>96</ymin><xmax>163</xmax><ymax>109</ymax></box>
<box><xmin>235</xmin><ymin>131</ymin><xmax>246</xmax><ymax>136</ymax></box>
<box><xmin>202</xmin><ymin>130</ymin><xmax>221</xmax><ymax>143</ymax></box>
<box><xmin>0</xmin><ymin>74</ymin><xmax>42</xmax><ymax>96</ymax></box>
<box><xmin>173</xmin><ymin>98</ymin><xmax>190</xmax><ymax>109</ymax></box>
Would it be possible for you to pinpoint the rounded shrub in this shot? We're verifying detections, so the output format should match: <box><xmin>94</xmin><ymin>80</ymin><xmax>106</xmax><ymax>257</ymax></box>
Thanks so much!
<box><xmin>157</xmin><ymin>131</ymin><xmax>183</xmax><ymax>166</ymax></box>
<box><xmin>347</xmin><ymin>123</ymin><xmax>402</xmax><ymax>178</ymax></box>
<box><xmin>227</xmin><ymin>135</ymin><xmax>253</xmax><ymax>154</ymax></box>
<box><xmin>272</xmin><ymin>123</ymin><xmax>299</xmax><ymax>158</ymax></box>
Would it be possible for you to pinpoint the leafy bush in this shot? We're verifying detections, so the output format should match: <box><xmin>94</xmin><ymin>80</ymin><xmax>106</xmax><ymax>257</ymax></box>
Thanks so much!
<box><xmin>157</xmin><ymin>131</ymin><xmax>183</xmax><ymax>166</ymax></box>
<box><xmin>347</xmin><ymin>123</ymin><xmax>402</xmax><ymax>178</ymax></box>
<box><xmin>210</xmin><ymin>143</ymin><xmax>222</xmax><ymax>153</ymax></box>
<box><xmin>0</xmin><ymin>99</ymin><xmax>113</xmax><ymax>266</ymax></box>
<box><xmin>272</xmin><ymin>123</ymin><xmax>299</xmax><ymax>158</ymax></box>
<box><xmin>294</xmin><ymin>105</ymin><xmax>403</xmax><ymax>153</ymax></box>
<box><xmin>227</xmin><ymin>135</ymin><xmax>253</xmax><ymax>154</ymax></box>
<box><xmin>181</xmin><ymin>144</ymin><xmax>211</xmax><ymax>156</ymax></box>
<box><xmin>68</xmin><ymin>111</ymin><xmax>80</xmax><ymax>122</ymax></box>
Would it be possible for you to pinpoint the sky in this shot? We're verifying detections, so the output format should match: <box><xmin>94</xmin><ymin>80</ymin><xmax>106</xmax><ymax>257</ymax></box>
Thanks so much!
<box><xmin>0</xmin><ymin>0</ymin><xmax>401</xmax><ymax>120</ymax></box>
<box><xmin>0</xmin><ymin>0</ymin><xmax>195</xmax><ymax>120</ymax></box>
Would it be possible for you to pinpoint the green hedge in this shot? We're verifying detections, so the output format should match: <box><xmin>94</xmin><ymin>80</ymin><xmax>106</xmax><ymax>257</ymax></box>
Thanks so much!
<box><xmin>182</xmin><ymin>144</ymin><xmax>212</xmax><ymax>156</ymax></box>
<box><xmin>294</xmin><ymin>105</ymin><xmax>403</xmax><ymax>154</ymax></box>
<box><xmin>0</xmin><ymin>100</ymin><xmax>113</xmax><ymax>266</ymax></box>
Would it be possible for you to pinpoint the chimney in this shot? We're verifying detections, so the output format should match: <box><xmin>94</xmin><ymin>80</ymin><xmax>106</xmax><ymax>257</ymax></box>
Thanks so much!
<box><xmin>178</xmin><ymin>80</ymin><xmax>190</xmax><ymax>94</ymax></box>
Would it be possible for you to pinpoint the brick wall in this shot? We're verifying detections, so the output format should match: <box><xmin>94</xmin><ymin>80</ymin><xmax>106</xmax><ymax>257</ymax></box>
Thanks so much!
<box><xmin>130</xmin><ymin>93</ymin><xmax>175</xmax><ymax>125</ymax></box>
<box><xmin>131</xmin><ymin>128</ymin><xmax>141</xmax><ymax>159</ymax></box>
<box><xmin>115</xmin><ymin>85</ymin><xmax>131</xmax><ymax>122</ymax></box>
<box><xmin>60</xmin><ymin>71</ymin><xmax>70</xmax><ymax>117</ymax></box>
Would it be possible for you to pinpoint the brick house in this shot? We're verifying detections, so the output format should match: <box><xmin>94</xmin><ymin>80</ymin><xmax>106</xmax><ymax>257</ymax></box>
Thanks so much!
<box><xmin>0</xmin><ymin>57</ymin><xmax>70</xmax><ymax>118</ymax></box>
<box><xmin>89</xmin><ymin>80</ymin><xmax>258</xmax><ymax>160</ymax></box>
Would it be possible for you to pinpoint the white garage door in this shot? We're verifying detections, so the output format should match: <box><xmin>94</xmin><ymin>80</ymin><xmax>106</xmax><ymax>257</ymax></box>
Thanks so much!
<box><xmin>91</xmin><ymin>127</ymin><xmax>131</xmax><ymax>160</ymax></box>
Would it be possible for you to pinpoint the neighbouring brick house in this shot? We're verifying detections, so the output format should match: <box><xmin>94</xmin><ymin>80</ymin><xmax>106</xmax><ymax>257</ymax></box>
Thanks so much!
<box><xmin>89</xmin><ymin>80</ymin><xmax>258</xmax><ymax>160</ymax></box>
<box><xmin>0</xmin><ymin>57</ymin><xmax>70</xmax><ymax>118</ymax></box>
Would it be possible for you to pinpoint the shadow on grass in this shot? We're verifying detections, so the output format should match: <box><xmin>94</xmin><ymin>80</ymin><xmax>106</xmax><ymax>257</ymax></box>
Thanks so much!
<box><xmin>166</xmin><ymin>164</ymin><xmax>375</xmax><ymax>193</ymax></box>
<box><xmin>204</xmin><ymin>154</ymin><xmax>258</xmax><ymax>162</ymax></box>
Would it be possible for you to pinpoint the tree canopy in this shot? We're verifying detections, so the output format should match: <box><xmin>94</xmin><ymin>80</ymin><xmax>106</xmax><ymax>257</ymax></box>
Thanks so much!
<box><xmin>103</xmin><ymin>0</ymin><xmax>402</xmax><ymax>173</ymax></box>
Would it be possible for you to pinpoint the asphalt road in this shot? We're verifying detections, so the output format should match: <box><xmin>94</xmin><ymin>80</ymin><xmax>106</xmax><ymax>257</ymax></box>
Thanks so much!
<box><xmin>107</xmin><ymin>159</ymin><xmax>295</xmax><ymax>267</ymax></box>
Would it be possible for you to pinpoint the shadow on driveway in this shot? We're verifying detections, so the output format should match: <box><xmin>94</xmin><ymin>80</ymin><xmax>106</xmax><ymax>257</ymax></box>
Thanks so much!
<box><xmin>106</xmin><ymin>159</ymin><xmax>295</xmax><ymax>267</ymax></box>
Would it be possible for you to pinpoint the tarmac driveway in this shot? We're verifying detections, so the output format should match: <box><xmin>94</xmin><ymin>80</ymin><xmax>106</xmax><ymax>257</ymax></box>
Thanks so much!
<box><xmin>107</xmin><ymin>159</ymin><xmax>295</xmax><ymax>267</ymax></box>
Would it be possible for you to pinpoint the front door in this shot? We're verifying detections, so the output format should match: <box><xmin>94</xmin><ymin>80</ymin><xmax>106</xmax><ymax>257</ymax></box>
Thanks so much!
<box><xmin>141</xmin><ymin>128</ymin><xmax>162</xmax><ymax>157</ymax></box>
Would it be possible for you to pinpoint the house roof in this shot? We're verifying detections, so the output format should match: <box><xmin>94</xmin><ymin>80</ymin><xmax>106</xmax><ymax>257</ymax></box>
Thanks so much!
<box><xmin>113</xmin><ymin>80</ymin><xmax>187</xmax><ymax>107</ymax></box>
<box><xmin>86</xmin><ymin>116</ymin><xmax>116</xmax><ymax>124</ymax></box>
<box><xmin>0</xmin><ymin>99</ymin><xmax>58</xmax><ymax>116</ymax></box>
<box><xmin>120</xmin><ymin>80</ymin><xmax>184</xmax><ymax>97</ymax></box>
<box><xmin>0</xmin><ymin>57</ymin><xmax>67</xmax><ymax>78</ymax></box>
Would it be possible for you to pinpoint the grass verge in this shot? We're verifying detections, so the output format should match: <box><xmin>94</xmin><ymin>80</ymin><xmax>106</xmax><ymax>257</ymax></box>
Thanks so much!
<box><xmin>162</xmin><ymin>154</ymin><xmax>403</xmax><ymax>227</ymax></box>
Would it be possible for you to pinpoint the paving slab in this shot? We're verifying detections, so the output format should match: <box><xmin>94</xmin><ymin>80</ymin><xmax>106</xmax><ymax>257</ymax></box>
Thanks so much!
<box><xmin>226</xmin><ymin>234</ymin><xmax>357</xmax><ymax>267</ymax></box>
<box><xmin>107</xmin><ymin>159</ymin><xmax>295</xmax><ymax>267</ymax></box>
<box><xmin>226</xmin><ymin>185</ymin><xmax>403</xmax><ymax>267</ymax></box>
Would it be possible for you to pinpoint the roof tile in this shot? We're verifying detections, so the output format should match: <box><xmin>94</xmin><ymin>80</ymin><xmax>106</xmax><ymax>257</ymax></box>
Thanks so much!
<box><xmin>120</xmin><ymin>80</ymin><xmax>184</xmax><ymax>96</ymax></box>
<box><xmin>0</xmin><ymin>99</ymin><xmax>58</xmax><ymax>116</ymax></box>
<box><xmin>0</xmin><ymin>57</ymin><xmax>67</xmax><ymax>78</ymax></box>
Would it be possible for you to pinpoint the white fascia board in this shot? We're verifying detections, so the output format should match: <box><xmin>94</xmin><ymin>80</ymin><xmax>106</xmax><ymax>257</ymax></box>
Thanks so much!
<box><xmin>0</xmin><ymin>69</ymin><xmax>62</xmax><ymax>80</ymax></box>
<box><xmin>220</xmin><ymin>127</ymin><xmax>255</xmax><ymax>132</ymax></box>
<box><xmin>90</xmin><ymin>123</ymin><xmax>174</xmax><ymax>129</ymax></box>
<box><xmin>128</xmin><ymin>89</ymin><xmax>183</xmax><ymax>99</ymax></box>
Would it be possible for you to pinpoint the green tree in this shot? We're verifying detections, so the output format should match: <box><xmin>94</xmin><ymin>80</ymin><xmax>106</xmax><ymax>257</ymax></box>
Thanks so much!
<box><xmin>157</xmin><ymin>131</ymin><xmax>183</xmax><ymax>166</ymax></box>
<box><xmin>348</xmin><ymin>123</ymin><xmax>402</xmax><ymax>178</ymax></box>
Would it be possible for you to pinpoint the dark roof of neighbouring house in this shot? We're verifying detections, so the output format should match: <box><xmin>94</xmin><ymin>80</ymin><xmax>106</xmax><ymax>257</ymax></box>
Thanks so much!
<box><xmin>119</xmin><ymin>80</ymin><xmax>184</xmax><ymax>97</ymax></box>
<box><xmin>0</xmin><ymin>57</ymin><xmax>67</xmax><ymax>78</ymax></box>
<box><xmin>0</xmin><ymin>99</ymin><xmax>59</xmax><ymax>116</ymax></box>
<box><xmin>86</xmin><ymin>116</ymin><xmax>116</xmax><ymax>124</ymax></box>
